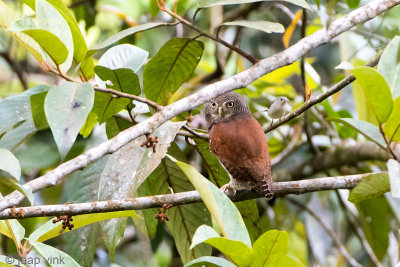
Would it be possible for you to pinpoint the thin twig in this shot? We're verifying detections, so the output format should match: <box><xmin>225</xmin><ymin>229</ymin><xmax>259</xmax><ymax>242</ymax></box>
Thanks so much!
<box><xmin>264</xmin><ymin>52</ymin><xmax>382</xmax><ymax>133</ymax></box>
<box><xmin>0</xmin><ymin>51</ymin><xmax>28</xmax><ymax>90</ymax></box>
<box><xmin>287</xmin><ymin>197</ymin><xmax>363</xmax><ymax>267</ymax></box>
<box><xmin>0</xmin><ymin>173</ymin><xmax>373</xmax><ymax>219</ymax></box>
<box><xmin>156</xmin><ymin>0</ymin><xmax>257</xmax><ymax>64</ymax></box>
<box><xmin>94</xmin><ymin>87</ymin><xmax>162</xmax><ymax>111</ymax></box>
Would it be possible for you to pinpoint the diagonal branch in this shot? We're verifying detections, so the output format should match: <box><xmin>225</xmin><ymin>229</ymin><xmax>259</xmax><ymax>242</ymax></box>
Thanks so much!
<box><xmin>0</xmin><ymin>173</ymin><xmax>371</xmax><ymax>219</ymax></box>
<box><xmin>0</xmin><ymin>0</ymin><xmax>398</xmax><ymax>211</ymax></box>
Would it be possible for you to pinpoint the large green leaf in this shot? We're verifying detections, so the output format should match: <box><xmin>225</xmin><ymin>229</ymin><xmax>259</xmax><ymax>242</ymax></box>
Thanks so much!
<box><xmin>30</xmin><ymin>240</ymin><xmax>80</xmax><ymax>267</ymax></box>
<box><xmin>378</xmin><ymin>36</ymin><xmax>400</xmax><ymax>99</ymax></box>
<box><xmin>198</xmin><ymin>0</ymin><xmax>311</xmax><ymax>10</ymax></box>
<box><xmin>90</xmin><ymin>22</ymin><xmax>171</xmax><ymax>53</ymax></box>
<box><xmin>172</xmin><ymin>157</ymin><xmax>252</xmax><ymax>247</ymax></box>
<box><xmin>384</xmin><ymin>96</ymin><xmax>400</xmax><ymax>141</ymax></box>
<box><xmin>143</xmin><ymin>38</ymin><xmax>204</xmax><ymax>105</ymax></box>
<box><xmin>328</xmin><ymin>118</ymin><xmax>386</xmax><ymax>148</ymax></box>
<box><xmin>138</xmin><ymin>143</ymin><xmax>212</xmax><ymax>263</ymax></box>
<box><xmin>388</xmin><ymin>159</ymin><xmax>400</xmax><ymax>198</ymax></box>
<box><xmin>97</xmin><ymin>121</ymin><xmax>185</xmax><ymax>260</ymax></box>
<box><xmin>35</xmin><ymin>0</ymin><xmax>73</xmax><ymax>71</ymax></box>
<box><xmin>44</xmin><ymin>82</ymin><xmax>94</xmax><ymax>159</ymax></box>
<box><xmin>221</xmin><ymin>20</ymin><xmax>284</xmax><ymax>34</ymax></box>
<box><xmin>251</xmin><ymin>230</ymin><xmax>289</xmax><ymax>267</ymax></box>
<box><xmin>191</xmin><ymin>225</ymin><xmax>253</xmax><ymax>266</ymax></box>
<box><xmin>356</xmin><ymin>196</ymin><xmax>391</xmax><ymax>261</ymax></box>
<box><xmin>348</xmin><ymin>173</ymin><xmax>390</xmax><ymax>203</ymax></box>
<box><xmin>0</xmin><ymin>219</ymin><xmax>25</xmax><ymax>248</ymax></box>
<box><xmin>93</xmin><ymin>66</ymin><xmax>141</xmax><ymax>123</ymax></box>
<box><xmin>351</xmin><ymin>67</ymin><xmax>393</xmax><ymax>124</ymax></box>
<box><xmin>23</xmin><ymin>0</ymin><xmax>94</xmax><ymax>80</ymax></box>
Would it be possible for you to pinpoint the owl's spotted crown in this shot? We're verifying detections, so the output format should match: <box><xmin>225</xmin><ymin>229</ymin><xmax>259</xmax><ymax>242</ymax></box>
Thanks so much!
<box><xmin>204</xmin><ymin>91</ymin><xmax>252</xmax><ymax>129</ymax></box>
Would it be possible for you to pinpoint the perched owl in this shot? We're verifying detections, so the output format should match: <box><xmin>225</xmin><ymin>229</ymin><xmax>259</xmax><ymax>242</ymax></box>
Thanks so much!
<box><xmin>204</xmin><ymin>91</ymin><xmax>274</xmax><ymax>199</ymax></box>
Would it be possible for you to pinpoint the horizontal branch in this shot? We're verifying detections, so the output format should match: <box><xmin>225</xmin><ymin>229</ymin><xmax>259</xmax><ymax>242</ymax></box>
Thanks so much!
<box><xmin>0</xmin><ymin>173</ymin><xmax>372</xmax><ymax>219</ymax></box>
<box><xmin>0</xmin><ymin>0</ymin><xmax>397</xmax><ymax>211</ymax></box>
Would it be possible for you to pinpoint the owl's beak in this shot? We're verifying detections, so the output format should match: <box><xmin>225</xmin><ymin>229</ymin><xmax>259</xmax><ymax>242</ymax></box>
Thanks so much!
<box><xmin>218</xmin><ymin>107</ymin><xmax>224</xmax><ymax>117</ymax></box>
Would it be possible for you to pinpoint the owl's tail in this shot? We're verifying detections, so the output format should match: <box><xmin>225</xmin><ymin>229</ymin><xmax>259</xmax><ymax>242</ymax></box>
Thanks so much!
<box><xmin>252</xmin><ymin>178</ymin><xmax>274</xmax><ymax>200</ymax></box>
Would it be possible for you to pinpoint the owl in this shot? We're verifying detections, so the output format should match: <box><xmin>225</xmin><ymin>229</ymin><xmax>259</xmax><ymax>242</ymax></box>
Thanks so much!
<box><xmin>204</xmin><ymin>91</ymin><xmax>274</xmax><ymax>199</ymax></box>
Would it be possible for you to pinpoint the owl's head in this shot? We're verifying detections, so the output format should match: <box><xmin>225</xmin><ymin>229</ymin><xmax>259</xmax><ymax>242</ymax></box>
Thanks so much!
<box><xmin>204</xmin><ymin>91</ymin><xmax>251</xmax><ymax>129</ymax></box>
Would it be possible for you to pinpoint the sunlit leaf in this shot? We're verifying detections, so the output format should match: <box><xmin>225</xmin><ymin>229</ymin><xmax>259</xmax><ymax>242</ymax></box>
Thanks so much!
<box><xmin>351</xmin><ymin>67</ymin><xmax>393</xmax><ymax>124</ymax></box>
<box><xmin>143</xmin><ymin>38</ymin><xmax>204</xmax><ymax>105</ymax></box>
<box><xmin>251</xmin><ymin>230</ymin><xmax>290</xmax><ymax>267</ymax></box>
<box><xmin>221</xmin><ymin>20</ymin><xmax>284</xmax><ymax>34</ymax></box>
<box><xmin>384</xmin><ymin>97</ymin><xmax>400</xmax><ymax>141</ymax></box>
<box><xmin>283</xmin><ymin>10</ymin><xmax>302</xmax><ymax>48</ymax></box>
<box><xmin>172</xmin><ymin>157</ymin><xmax>252</xmax><ymax>247</ymax></box>
<box><xmin>191</xmin><ymin>225</ymin><xmax>253</xmax><ymax>266</ymax></box>
<box><xmin>44</xmin><ymin>82</ymin><xmax>94</xmax><ymax>159</ymax></box>
<box><xmin>30</xmin><ymin>240</ymin><xmax>80</xmax><ymax>267</ymax></box>
<box><xmin>348</xmin><ymin>173</ymin><xmax>390</xmax><ymax>203</ymax></box>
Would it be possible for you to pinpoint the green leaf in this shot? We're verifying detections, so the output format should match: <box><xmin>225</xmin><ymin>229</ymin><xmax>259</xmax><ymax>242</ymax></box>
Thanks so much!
<box><xmin>0</xmin><ymin>255</ymin><xmax>16</xmax><ymax>266</ymax></box>
<box><xmin>30</xmin><ymin>91</ymin><xmax>49</xmax><ymax>130</ymax></box>
<box><xmin>378</xmin><ymin>36</ymin><xmax>400</xmax><ymax>99</ymax></box>
<box><xmin>356</xmin><ymin>196</ymin><xmax>390</xmax><ymax>261</ymax></box>
<box><xmin>44</xmin><ymin>82</ymin><xmax>94</xmax><ymax>159</ymax></box>
<box><xmin>172</xmin><ymin>157</ymin><xmax>252</xmax><ymax>247</ymax></box>
<box><xmin>30</xmin><ymin>240</ymin><xmax>80</xmax><ymax>267</ymax></box>
<box><xmin>0</xmin><ymin>119</ymin><xmax>37</xmax><ymax>151</ymax></box>
<box><xmin>251</xmin><ymin>230</ymin><xmax>289</xmax><ymax>267</ymax></box>
<box><xmin>0</xmin><ymin>148</ymin><xmax>21</xmax><ymax>179</ymax></box>
<box><xmin>352</xmin><ymin>80</ymin><xmax>377</xmax><ymax>125</ymax></box>
<box><xmin>351</xmin><ymin>67</ymin><xmax>393</xmax><ymax>124</ymax></box>
<box><xmin>79</xmin><ymin>111</ymin><xmax>98</xmax><ymax>138</ymax></box>
<box><xmin>143</xmin><ymin>38</ymin><xmax>204</xmax><ymax>105</ymax></box>
<box><xmin>388</xmin><ymin>159</ymin><xmax>400</xmax><ymax>198</ymax></box>
<box><xmin>2</xmin><ymin>219</ymin><xmax>25</xmax><ymax>247</ymax></box>
<box><xmin>184</xmin><ymin>256</ymin><xmax>236</xmax><ymax>267</ymax></box>
<box><xmin>384</xmin><ymin>97</ymin><xmax>400</xmax><ymax>141</ymax></box>
<box><xmin>23</xmin><ymin>0</ymin><xmax>94</xmax><ymax>80</ymax></box>
<box><xmin>221</xmin><ymin>20</ymin><xmax>284</xmax><ymax>34</ymax></box>
<box><xmin>105</xmin><ymin>116</ymin><xmax>132</xmax><ymax>139</ymax></box>
<box><xmin>93</xmin><ymin>66</ymin><xmax>141</xmax><ymax>123</ymax></box>
<box><xmin>90</xmin><ymin>22</ymin><xmax>172</xmax><ymax>53</ymax></box>
<box><xmin>22</xmin><ymin>29</ymin><xmax>68</xmax><ymax>65</ymax></box>
<box><xmin>94</xmin><ymin>66</ymin><xmax>141</xmax><ymax>95</ymax></box>
<box><xmin>328</xmin><ymin>118</ymin><xmax>386</xmax><ymax>149</ymax></box>
<box><xmin>348</xmin><ymin>173</ymin><xmax>390</xmax><ymax>203</ymax></box>
<box><xmin>191</xmin><ymin>225</ymin><xmax>253</xmax><ymax>266</ymax></box>
<box><xmin>198</xmin><ymin>0</ymin><xmax>311</xmax><ymax>10</ymax></box>
<box><xmin>345</xmin><ymin>0</ymin><xmax>360</xmax><ymax>8</ymax></box>
<box><xmin>35</xmin><ymin>0</ymin><xmax>74</xmax><ymax>71</ymax></box>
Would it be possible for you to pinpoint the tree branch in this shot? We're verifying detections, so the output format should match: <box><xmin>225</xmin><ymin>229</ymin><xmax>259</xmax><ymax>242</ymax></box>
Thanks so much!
<box><xmin>0</xmin><ymin>173</ymin><xmax>372</xmax><ymax>219</ymax></box>
<box><xmin>0</xmin><ymin>0</ymin><xmax>397</xmax><ymax>211</ymax></box>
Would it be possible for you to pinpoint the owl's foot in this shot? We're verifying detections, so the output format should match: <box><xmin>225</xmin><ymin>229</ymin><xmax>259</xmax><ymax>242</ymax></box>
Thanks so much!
<box><xmin>220</xmin><ymin>181</ymin><xmax>237</xmax><ymax>195</ymax></box>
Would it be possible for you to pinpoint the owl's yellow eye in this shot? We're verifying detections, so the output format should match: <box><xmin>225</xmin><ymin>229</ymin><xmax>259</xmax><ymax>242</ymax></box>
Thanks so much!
<box><xmin>211</xmin><ymin>102</ymin><xmax>217</xmax><ymax>108</ymax></box>
<box><xmin>227</xmin><ymin>101</ymin><xmax>234</xmax><ymax>108</ymax></box>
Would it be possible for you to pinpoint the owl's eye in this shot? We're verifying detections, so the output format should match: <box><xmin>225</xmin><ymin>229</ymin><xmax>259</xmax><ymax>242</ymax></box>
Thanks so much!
<box><xmin>211</xmin><ymin>102</ymin><xmax>217</xmax><ymax>108</ymax></box>
<box><xmin>227</xmin><ymin>101</ymin><xmax>234</xmax><ymax>108</ymax></box>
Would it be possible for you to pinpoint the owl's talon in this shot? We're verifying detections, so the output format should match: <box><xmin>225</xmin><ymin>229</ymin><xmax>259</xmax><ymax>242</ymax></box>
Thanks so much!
<box><xmin>220</xmin><ymin>182</ymin><xmax>237</xmax><ymax>195</ymax></box>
